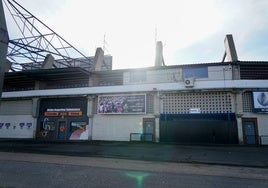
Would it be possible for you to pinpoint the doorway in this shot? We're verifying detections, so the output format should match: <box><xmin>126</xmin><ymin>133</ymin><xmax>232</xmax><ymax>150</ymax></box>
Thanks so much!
<box><xmin>242</xmin><ymin>118</ymin><xmax>259</xmax><ymax>145</ymax></box>
<box><xmin>143</xmin><ymin>118</ymin><xmax>155</xmax><ymax>141</ymax></box>
<box><xmin>57</xmin><ymin>120</ymin><xmax>67</xmax><ymax>140</ymax></box>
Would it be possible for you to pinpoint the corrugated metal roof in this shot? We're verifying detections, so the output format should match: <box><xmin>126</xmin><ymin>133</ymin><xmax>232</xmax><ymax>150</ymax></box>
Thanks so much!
<box><xmin>4</xmin><ymin>67</ymin><xmax>90</xmax><ymax>84</ymax></box>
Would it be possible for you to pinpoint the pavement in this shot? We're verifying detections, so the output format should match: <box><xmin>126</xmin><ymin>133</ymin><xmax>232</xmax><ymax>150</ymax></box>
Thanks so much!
<box><xmin>0</xmin><ymin>139</ymin><xmax>268</xmax><ymax>168</ymax></box>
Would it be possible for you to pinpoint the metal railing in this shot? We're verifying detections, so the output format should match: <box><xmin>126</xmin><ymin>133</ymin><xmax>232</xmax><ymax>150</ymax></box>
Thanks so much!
<box><xmin>244</xmin><ymin>135</ymin><xmax>268</xmax><ymax>145</ymax></box>
<box><xmin>130</xmin><ymin>133</ymin><xmax>154</xmax><ymax>142</ymax></box>
<box><xmin>259</xmin><ymin>135</ymin><xmax>268</xmax><ymax>145</ymax></box>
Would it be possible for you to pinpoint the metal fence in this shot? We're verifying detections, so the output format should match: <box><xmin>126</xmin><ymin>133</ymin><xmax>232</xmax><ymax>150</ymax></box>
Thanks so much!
<box><xmin>130</xmin><ymin>133</ymin><xmax>154</xmax><ymax>142</ymax></box>
<box><xmin>259</xmin><ymin>135</ymin><xmax>268</xmax><ymax>145</ymax></box>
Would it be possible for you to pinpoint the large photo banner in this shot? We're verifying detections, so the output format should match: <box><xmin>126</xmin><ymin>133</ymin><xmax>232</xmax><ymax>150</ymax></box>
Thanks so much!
<box><xmin>98</xmin><ymin>94</ymin><xmax>146</xmax><ymax>114</ymax></box>
<box><xmin>253</xmin><ymin>91</ymin><xmax>268</xmax><ymax>113</ymax></box>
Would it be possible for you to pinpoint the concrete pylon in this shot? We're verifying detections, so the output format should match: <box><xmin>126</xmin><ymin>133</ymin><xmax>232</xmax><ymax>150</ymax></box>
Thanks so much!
<box><xmin>0</xmin><ymin>0</ymin><xmax>10</xmax><ymax>99</ymax></box>
<box><xmin>93</xmin><ymin>47</ymin><xmax>104</xmax><ymax>71</ymax></box>
<box><xmin>224</xmin><ymin>34</ymin><xmax>238</xmax><ymax>62</ymax></box>
<box><xmin>155</xmin><ymin>41</ymin><xmax>164</xmax><ymax>67</ymax></box>
<box><xmin>42</xmin><ymin>54</ymin><xmax>55</xmax><ymax>69</ymax></box>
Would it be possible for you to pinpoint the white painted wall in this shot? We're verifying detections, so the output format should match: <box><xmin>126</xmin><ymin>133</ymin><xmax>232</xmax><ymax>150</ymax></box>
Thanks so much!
<box><xmin>208</xmin><ymin>66</ymin><xmax>232</xmax><ymax>80</ymax></box>
<box><xmin>0</xmin><ymin>115</ymin><xmax>36</xmax><ymax>138</ymax></box>
<box><xmin>123</xmin><ymin>68</ymin><xmax>182</xmax><ymax>85</ymax></box>
<box><xmin>92</xmin><ymin>115</ymin><xmax>144</xmax><ymax>141</ymax></box>
<box><xmin>255</xmin><ymin>114</ymin><xmax>268</xmax><ymax>145</ymax></box>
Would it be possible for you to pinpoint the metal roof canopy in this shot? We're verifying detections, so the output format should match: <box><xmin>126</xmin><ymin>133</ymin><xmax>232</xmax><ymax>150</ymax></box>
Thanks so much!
<box><xmin>4</xmin><ymin>67</ymin><xmax>90</xmax><ymax>84</ymax></box>
<box><xmin>3</xmin><ymin>0</ymin><xmax>91</xmax><ymax>71</ymax></box>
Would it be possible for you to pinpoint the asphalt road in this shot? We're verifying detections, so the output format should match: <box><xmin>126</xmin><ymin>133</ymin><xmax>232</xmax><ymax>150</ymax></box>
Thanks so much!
<box><xmin>1</xmin><ymin>140</ymin><xmax>268</xmax><ymax>167</ymax></box>
<box><xmin>0</xmin><ymin>152</ymin><xmax>268</xmax><ymax>188</ymax></box>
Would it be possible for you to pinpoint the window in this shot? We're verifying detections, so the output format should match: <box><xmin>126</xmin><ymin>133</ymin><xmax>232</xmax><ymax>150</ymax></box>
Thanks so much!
<box><xmin>242</xmin><ymin>92</ymin><xmax>253</xmax><ymax>112</ymax></box>
<box><xmin>182</xmin><ymin>67</ymin><xmax>208</xmax><ymax>79</ymax></box>
<box><xmin>130</xmin><ymin>71</ymin><xmax>146</xmax><ymax>82</ymax></box>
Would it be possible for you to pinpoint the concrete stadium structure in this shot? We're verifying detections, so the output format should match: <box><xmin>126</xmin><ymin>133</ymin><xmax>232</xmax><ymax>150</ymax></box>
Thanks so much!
<box><xmin>1</xmin><ymin>35</ymin><xmax>268</xmax><ymax>145</ymax></box>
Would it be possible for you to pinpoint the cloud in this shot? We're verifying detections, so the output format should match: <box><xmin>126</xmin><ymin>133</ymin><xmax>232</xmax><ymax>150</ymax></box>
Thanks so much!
<box><xmin>168</xmin><ymin>0</ymin><xmax>268</xmax><ymax>64</ymax></box>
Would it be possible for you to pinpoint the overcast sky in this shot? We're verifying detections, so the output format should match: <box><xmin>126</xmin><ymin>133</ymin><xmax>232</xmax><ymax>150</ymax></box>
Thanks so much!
<box><xmin>4</xmin><ymin>0</ymin><xmax>268</xmax><ymax>69</ymax></box>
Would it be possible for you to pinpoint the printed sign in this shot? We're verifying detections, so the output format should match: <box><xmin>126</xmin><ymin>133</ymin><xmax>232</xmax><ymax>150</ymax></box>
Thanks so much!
<box><xmin>98</xmin><ymin>94</ymin><xmax>146</xmax><ymax>114</ymax></box>
<box><xmin>190</xmin><ymin>108</ymin><xmax>201</xmax><ymax>114</ymax></box>
<box><xmin>253</xmin><ymin>91</ymin><xmax>268</xmax><ymax>113</ymax></box>
<box><xmin>44</xmin><ymin>108</ymin><xmax>82</xmax><ymax>116</ymax></box>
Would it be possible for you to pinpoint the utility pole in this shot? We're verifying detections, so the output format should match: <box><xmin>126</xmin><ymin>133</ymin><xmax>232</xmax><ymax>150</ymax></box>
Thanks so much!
<box><xmin>0</xmin><ymin>0</ymin><xmax>9</xmax><ymax>99</ymax></box>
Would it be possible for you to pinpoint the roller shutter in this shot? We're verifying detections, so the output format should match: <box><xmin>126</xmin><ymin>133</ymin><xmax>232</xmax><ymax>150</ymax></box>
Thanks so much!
<box><xmin>0</xmin><ymin>100</ymin><xmax>32</xmax><ymax>115</ymax></box>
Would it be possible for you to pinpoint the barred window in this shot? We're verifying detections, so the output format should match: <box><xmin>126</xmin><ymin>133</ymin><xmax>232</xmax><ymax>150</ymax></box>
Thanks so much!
<box><xmin>242</xmin><ymin>91</ymin><xmax>253</xmax><ymax>112</ymax></box>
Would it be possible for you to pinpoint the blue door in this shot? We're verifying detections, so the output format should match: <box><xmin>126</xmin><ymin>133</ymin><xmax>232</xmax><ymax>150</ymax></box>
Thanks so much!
<box><xmin>143</xmin><ymin>118</ymin><xmax>155</xmax><ymax>141</ymax></box>
<box><xmin>58</xmin><ymin>121</ymin><xmax>67</xmax><ymax>140</ymax></box>
<box><xmin>243</xmin><ymin>119</ymin><xmax>258</xmax><ymax>145</ymax></box>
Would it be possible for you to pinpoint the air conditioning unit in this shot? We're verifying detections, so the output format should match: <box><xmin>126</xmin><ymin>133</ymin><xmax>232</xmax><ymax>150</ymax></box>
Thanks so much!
<box><xmin>184</xmin><ymin>78</ymin><xmax>195</xmax><ymax>88</ymax></box>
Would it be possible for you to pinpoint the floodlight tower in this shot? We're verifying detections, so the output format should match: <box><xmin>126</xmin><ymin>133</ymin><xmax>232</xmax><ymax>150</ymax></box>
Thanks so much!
<box><xmin>0</xmin><ymin>0</ymin><xmax>9</xmax><ymax>99</ymax></box>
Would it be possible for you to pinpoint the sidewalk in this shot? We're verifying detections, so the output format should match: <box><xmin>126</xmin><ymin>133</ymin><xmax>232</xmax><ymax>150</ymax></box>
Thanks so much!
<box><xmin>0</xmin><ymin>139</ymin><xmax>268</xmax><ymax>168</ymax></box>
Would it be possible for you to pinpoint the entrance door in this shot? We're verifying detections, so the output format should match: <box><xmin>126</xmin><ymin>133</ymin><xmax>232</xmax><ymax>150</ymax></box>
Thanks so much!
<box><xmin>58</xmin><ymin>120</ymin><xmax>67</xmax><ymax>140</ymax></box>
<box><xmin>143</xmin><ymin>118</ymin><xmax>155</xmax><ymax>141</ymax></box>
<box><xmin>242</xmin><ymin>118</ymin><xmax>258</xmax><ymax>145</ymax></box>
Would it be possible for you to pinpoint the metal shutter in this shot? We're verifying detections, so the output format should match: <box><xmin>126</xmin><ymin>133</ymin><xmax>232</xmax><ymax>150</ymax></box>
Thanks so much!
<box><xmin>0</xmin><ymin>100</ymin><xmax>32</xmax><ymax>115</ymax></box>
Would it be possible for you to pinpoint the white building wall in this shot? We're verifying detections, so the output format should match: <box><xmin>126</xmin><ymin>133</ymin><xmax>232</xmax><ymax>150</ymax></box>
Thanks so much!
<box><xmin>257</xmin><ymin>114</ymin><xmax>268</xmax><ymax>145</ymax></box>
<box><xmin>0</xmin><ymin>99</ymin><xmax>36</xmax><ymax>138</ymax></box>
<box><xmin>0</xmin><ymin>100</ymin><xmax>32</xmax><ymax>115</ymax></box>
<box><xmin>92</xmin><ymin>115</ymin><xmax>144</xmax><ymax>141</ymax></box>
<box><xmin>0</xmin><ymin>115</ymin><xmax>35</xmax><ymax>138</ymax></box>
<box><xmin>208</xmin><ymin>66</ymin><xmax>232</xmax><ymax>80</ymax></box>
<box><xmin>123</xmin><ymin>68</ymin><xmax>182</xmax><ymax>85</ymax></box>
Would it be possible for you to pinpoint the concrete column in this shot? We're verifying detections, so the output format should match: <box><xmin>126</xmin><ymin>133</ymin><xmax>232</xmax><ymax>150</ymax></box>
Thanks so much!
<box><xmin>0</xmin><ymin>0</ymin><xmax>9</xmax><ymax>99</ymax></box>
<box><xmin>41</xmin><ymin>54</ymin><xmax>54</xmax><ymax>69</ymax></box>
<box><xmin>35</xmin><ymin>81</ymin><xmax>46</xmax><ymax>90</ymax></box>
<box><xmin>234</xmin><ymin>91</ymin><xmax>244</xmax><ymax>144</ymax></box>
<box><xmin>224</xmin><ymin>34</ymin><xmax>238</xmax><ymax>62</ymax></box>
<box><xmin>87</xmin><ymin>95</ymin><xmax>95</xmax><ymax>140</ymax></box>
<box><xmin>93</xmin><ymin>48</ymin><xmax>104</xmax><ymax>71</ymax></box>
<box><xmin>154</xmin><ymin>117</ymin><xmax>160</xmax><ymax>142</ymax></box>
<box><xmin>153</xmin><ymin>90</ymin><xmax>160</xmax><ymax>142</ymax></box>
<box><xmin>235</xmin><ymin>91</ymin><xmax>244</xmax><ymax>117</ymax></box>
<box><xmin>153</xmin><ymin>91</ymin><xmax>160</xmax><ymax>115</ymax></box>
<box><xmin>237</xmin><ymin>118</ymin><xmax>243</xmax><ymax>144</ymax></box>
<box><xmin>155</xmin><ymin>41</ymin><xmax>164</xmax><ymax>67</ymax></box>
<box><xmin>32</xmin><ymin>98</ymin><xmax>39</xmax><ymax>118</ymax></box>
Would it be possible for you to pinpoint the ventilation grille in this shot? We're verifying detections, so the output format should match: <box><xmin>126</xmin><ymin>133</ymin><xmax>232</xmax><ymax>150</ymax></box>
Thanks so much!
<box><xmin>240</xmin><ymin>65</ymin><xmax>268</xmax><ymax>79</ymax></box>
<box><xmin>146</xmin><ymin>94</ymin><xmax>154</xmax><ymax>114</ymax></box>
<box><xmin>242</xmin><ymin>91</ymin><xmax>253</xmax><ymax>112</ymax></box>
<box><xmin>162</xmin><ymin>92</ymin><xmax>233</xmax><ymax>114</ymax></box>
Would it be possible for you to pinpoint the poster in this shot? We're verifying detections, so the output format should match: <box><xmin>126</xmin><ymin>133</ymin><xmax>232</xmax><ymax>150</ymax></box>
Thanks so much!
<box><xmin>253</xmin><ymin>91</ymin><xmax>268</xmax><ymax>113</ymax></box>
<box><xmin>98</xmin><ymin>94</ymin><xmax>146</xmax><ymax>114</ymax></box>
<box><xmin>69</xmin><ymin>122</ymin><xmax>88</xmax><ymax>140</ymax></box>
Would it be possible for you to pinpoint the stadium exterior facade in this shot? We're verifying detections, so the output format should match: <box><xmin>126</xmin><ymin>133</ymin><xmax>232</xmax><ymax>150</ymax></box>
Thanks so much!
<box><xmin>1</xmin><ymin>40</ymin><xmax>268</xmax><ymax>145</ymax></box>
<box><xmin>1</xmin><ymin>1</ymin><xmax>266</xmax><ymax>145</ymax></box>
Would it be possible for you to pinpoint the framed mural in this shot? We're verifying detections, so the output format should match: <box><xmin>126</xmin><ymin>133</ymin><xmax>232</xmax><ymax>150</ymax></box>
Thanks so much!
<box><xmin>98</xmin><ymin>94</ymin><xmax>146</xmax><ymax>114</ymax></box>
<box><xmin>253</xmin><ymin>91</ymin><xmax>268</xmax><ymax>113</ymax></box>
